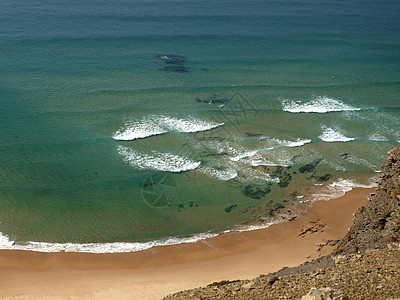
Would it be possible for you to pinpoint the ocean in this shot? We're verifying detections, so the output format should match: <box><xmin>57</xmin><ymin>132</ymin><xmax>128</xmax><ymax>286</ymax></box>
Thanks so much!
<box><xmin>0</xmin><ymin>0</ymin><xmax>399</xmax><ymax>252</ymax></box>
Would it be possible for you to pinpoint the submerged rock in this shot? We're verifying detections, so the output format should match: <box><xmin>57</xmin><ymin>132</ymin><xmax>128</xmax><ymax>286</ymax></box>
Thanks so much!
<box><xmin>225</xmin><ymin>204</ymin><xmax>238</xmax><ymax>213</ymax></box>
<box><xmin>156</xmin><ymin>54</ymin><xmax>187</xmax><ymax>64</ymax></box>
<box><xmin>245</xmin><ymin>132</ymin><xmax>262</xmax><ymax>137</ymax></box>
<box><xmin>156</xmin><ymin>54</ymin><xmax>189</xmax><ymax>73</ymax></box>
<box><xmin>242</xmin><ymin>184</ymin><xmax>271</xmax><ymax>199</ymax></box>
<box><xmin>299</xmin><ymin>158</ymin><xmax>323</xmax><ymax>173</ymax></box>
<box><xmin>308</xmin><ymin>173</ymin><xmax>332</xmax><ymax>182</ymax></box>
<box><xmin>195</xmin><ymin>95</ymin><xmax>230</xmax><ymax>104</ymax></box>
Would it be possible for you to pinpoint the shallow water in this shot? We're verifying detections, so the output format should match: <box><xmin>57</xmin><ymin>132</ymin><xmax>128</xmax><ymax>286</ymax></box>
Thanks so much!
<box><xmin>0</xmin><ymin>0</ymin><xmax>399</xmax><ymax>251</ymax></box>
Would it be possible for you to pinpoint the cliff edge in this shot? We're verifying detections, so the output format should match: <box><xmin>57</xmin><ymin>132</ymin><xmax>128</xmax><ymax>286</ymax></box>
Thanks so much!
<box><xmin>165</xmin><ymin>146</ymin><xmax>400</xmax><ymax>299</ymax></box>
<box><xmin>335</xmin><ymin>146</ymin><xmax>400</xmax><ymax>254</ymax></box>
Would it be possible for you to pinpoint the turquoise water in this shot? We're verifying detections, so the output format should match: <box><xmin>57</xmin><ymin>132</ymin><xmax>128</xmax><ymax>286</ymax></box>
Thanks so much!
<box><xmin>0</xmin><ymin>0</ymin><xmax>399</xmax><ymax>251</ymax></box>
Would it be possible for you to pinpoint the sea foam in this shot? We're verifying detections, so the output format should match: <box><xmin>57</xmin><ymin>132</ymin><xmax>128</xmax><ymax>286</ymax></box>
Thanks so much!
<box><xmin>368</xmin><ymin>133</ymin><xmax>389</xmax><ymax>142</ymax></box>
<box><xmin>266</xmin><ymin>138</ymin><xmax>312</xmax><ymax>148</ymax></box>
<box><xmin>113</xmin><ymin>115</ymin><xmax>223</xmax><ymax>140</ymax></box>
<box><xmin>117</xmin><ymin>145</ymin><xmax>200</xmax><ymax>172</ymax></box>
<box><xmin>319</xmin><ymin>127</ymin><xmax>355</xmax><ymax>142</ymax></box>
<box><xmin>200</xmin><ymin>166</ymin><xmax>238</xmax><ymax>181</ymax></box>
<box><xmin>282</xmin><ymin>96</ymin><xmax>361</xmax><ymax>113</ymax></box>
<box><xmin>0</xmin><ymin>231</ymin><xmax>218</xmax><ymax>253</ymax></box>
<box><xmin>310</xmin><ymin>178</ymin><xmax>377</xmax><ymax>201</ymax></box>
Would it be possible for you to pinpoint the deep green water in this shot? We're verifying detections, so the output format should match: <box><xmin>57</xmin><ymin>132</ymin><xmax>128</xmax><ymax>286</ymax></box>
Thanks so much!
<box><xmin>0</xmin><ymin>0</ymin><xmax>399</xmax><ymax>251</ymax></box>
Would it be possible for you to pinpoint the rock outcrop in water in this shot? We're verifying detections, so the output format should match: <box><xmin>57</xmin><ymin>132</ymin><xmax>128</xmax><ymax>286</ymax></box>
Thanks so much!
<box><xmin>156</xmin><ymin>54</ymin><xmax>190</xmax><ymax>73</ymax></box>
<box><xmin>164</xmin><ymin>146</ymin><xmax>400</xmax><ymax>299</ymax></box>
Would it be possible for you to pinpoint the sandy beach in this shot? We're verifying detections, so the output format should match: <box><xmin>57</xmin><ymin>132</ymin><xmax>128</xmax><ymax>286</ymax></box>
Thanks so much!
<box><xmin>0</xmin><ymin>187</ymin><xmax>373</xmax><ymax>300</ymax></box>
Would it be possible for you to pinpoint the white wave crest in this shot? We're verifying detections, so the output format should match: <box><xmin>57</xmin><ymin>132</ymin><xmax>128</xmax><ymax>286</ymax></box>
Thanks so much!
<box><xmin>249</xmin><ymin>157</ymin><xmax>290</xmax><ymax>167</ymax></box>
<box><xmin>368</xmin><ymin>133</ymin><xmax>389</xmax><ymax>142</ymax></box>
<box><xmin>282</xmin><ymin>96</ymin><xmax>361</xmax><ymax>113</ymax></box>
<box><xmin>112</xmin><ymin>119</ymin><xmax>168</xmax><ymax>140</ymax></box>
<box><xmin>268</xmin><ymin>138</ymin><xmax>312</xmax><ymax>148</ymax></box>
<box><xmin>230</xmin><ymin>150</ymin><xmax>258</xmax><ymax>162</ymax></box>
<box><xmin>239</xmin><ymin>168</ymin><xmax>280</xmax><ymax>183</ymax></box>
<box><xmin>113</xmin><ymin>115</ymin><xmax>223</xmax><ymax>140</ymax></box>
<box><xmin>117</xmin><ymin>145</ymin><xmax>200</xmax><ymax>172</ymax></box>
<box><xmin>200</xmin><ymin>166</ymin><xmax>238</xmax><ymax>181</ymax></box>
<box><xmin>244</xmin><ymin>150</ymin><xmax>291</xmax><ymax>167</ymax></box>
<box><xmin>0</xmin><ymin>231</ymin><xmax>218</xmax><ymax>253</ymax></box>
<box><xmin>310</xmin><ymin>178</ymin><xmax>377</xmax><ymax>201</ymax></box>
<box><xmin>319</xmin><ymin>127</ymin><xmax>355</xmax><ymax>142</ymax></box>
<box><xmin>342</xmin><ymin>155</ymin><xmax>379</xmax><ymax>172</ymax></box>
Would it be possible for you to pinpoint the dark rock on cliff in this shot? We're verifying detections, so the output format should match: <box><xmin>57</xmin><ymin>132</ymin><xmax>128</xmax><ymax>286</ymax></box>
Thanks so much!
<box><xmin>335</xmin><ymin>146</ymin><xmax>400</xmax><ymax>254</ymax></box>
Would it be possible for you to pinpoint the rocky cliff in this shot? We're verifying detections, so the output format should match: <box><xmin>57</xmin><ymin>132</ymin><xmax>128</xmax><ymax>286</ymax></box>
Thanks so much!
<box><xmin>335</xmin><ymin>146</ymin><xmax>400</xmax><ymax>254</ymax></box>
<box><xmin>165</xmin><ymin>146</ymin><xmax>400</xmax><ymax>299</ymax></box>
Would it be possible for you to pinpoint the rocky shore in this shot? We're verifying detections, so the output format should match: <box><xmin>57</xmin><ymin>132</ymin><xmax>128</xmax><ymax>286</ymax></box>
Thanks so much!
<box><xmin>165</xmin><ymin>146</ymin><xmax>400</xmax><ymax>300</ymax></box>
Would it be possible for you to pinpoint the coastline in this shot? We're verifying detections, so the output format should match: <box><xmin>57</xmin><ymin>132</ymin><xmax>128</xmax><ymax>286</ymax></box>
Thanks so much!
<box><xmin>0</xmin><ymin>187</ymin><xmax>373</xmax><ymax>299</ymax></box>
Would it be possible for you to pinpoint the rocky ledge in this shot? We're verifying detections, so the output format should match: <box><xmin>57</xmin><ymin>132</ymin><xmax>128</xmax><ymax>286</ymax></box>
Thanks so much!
<box><xmin>165</xmin><ymin>249</ymin><xmax>400</xmax><ymax>299</ymax></box>
<box><xmin>165</xmin><ymin>146</ymin><xmax>400</xmax><ymax>299</ymax></box>
<box><xmin>335</xmin><ymin>146</ymin><xmax>400</xmax><ymax>254</ymax></box>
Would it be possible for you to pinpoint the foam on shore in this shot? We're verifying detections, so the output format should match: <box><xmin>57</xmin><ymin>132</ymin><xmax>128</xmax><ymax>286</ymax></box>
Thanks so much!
<box><xmin>309</xmin><ymin>178</ymin><xmax>377</xmax><ymax>202</ymax></box>
<box><xmin>0</xmin><ymin>232</ymin><xmax>218</xmax><ymax>253</ymax></box>
<box><xmin>0</xmin><ymin>177</ymin><xmax>376</xmax><ymax>253</ymax></box>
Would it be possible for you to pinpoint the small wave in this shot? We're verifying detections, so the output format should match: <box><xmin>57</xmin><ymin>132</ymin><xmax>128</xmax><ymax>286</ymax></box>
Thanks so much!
<box><xmin>200</xmin><ymin>166</ymin><xmax>238</xmax><ymax>181</ymax></box>
<box><xmin>282</xmin><ymin>96</ymin><xmax>361</xmax><ymax>113</ymax></box>
<box><xmin>0</xmin><ymin>231</ymin><xmax>218</xmax><ymax>253</ymax></box>
<box><xmin>310</xmin><ymin>178</ymin><xmax>377</xmax><ymax>201</ymax></box>
<box><xmin>117</xmin><ymin>145</ymin><xmax>200</xmax><ymax>172</ymax></box>
<box><xmin>249</xmin><ymin>157</ymin><xmax>290</xmax><ymax>167</ymax></box>
<box><xmin>230</xmin><ymin>150</ymin><xmax>258</xmax><ymax>162</ymax></box>
<box><xmin>245</xmin><ymin>150</ymin><xmax>291</xmax><ymax>167</ymax></box>
<box><xmin>368</xmin><ymin>133</ymin><xmax>389</xmax><ymax>142</ymax></box>
<box><xmin>319</xmin><ymin>126</ymin><xmax>355</xmax><ymax>142</ymax></box>
<box><xmin>233</xmin><ymin>222</ymin><xmax>277</xmax><ymax>232</ymax></box>
<box><xmin>113</xmin><ymin>118</ymin><xmax>168</xmax><ymax>140</ymax></box>
<box><xmin>113</xmin><ymin>115</ymin><xmax>223</xmax><ymax>140</ymax></box>
<box><xmin>239</xmin><ymin>168</ymin><xmax>280</xmax><ymax>183</ymax></box>
<box><xmin>342</xmin><ymin>155</ymin><xmax>379</xmax><ymax>172</ymax></box>
<box><xmin>267</xmin><ymin>138</ymin><xmax>312</xmax><ymax>148</ymax></box>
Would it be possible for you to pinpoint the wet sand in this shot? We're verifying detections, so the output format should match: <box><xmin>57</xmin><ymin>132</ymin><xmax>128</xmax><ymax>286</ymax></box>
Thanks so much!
<box><xmin>0</xmin><ymin>188</ymin><xmax>373</xmax><ymax>299</ymax></box>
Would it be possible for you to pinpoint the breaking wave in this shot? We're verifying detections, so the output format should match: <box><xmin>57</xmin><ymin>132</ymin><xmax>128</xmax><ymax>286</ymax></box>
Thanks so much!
<box><xmin>113</xmin><ymin>115</ymin><xmax>223</xmax><ymax>140</ymax></box>
<box><xmin>265</xmin><ymin>138</ymin><xmax>312</xmax><ymax>148</ymax></box>
<box><xmin>0</xmin><ymin>231</ymin><xmax>218</xmax><ymax>253</ymax></box>
<box><xmin>319</xmin><ymin>126</ymin><xmax>355</xmax><ymax>142</ymax></box>
<box><xmin>282</xmin><ymin>96</ymin><xmax>361</xmax><ymax>113</ymax></box>
<box><xmin>199</xmin><ymin>166</ymin><xmax>238</xmax><ymax>181</ymax></box>
<box><xmin>310</xmin><ymin>178</ymin><xmax>377</xmax><ymax>201</ymax></box>
<box><xmin>0</xmin><ymin>177</ymin><xmax>376</xmax><ymax>254</ymax></box>
<box><xmin>368</xmin><ymin>133</ymin><xmax>389</xmax><ymax>142</ymax></box>
<box><xmin>117</xmin><ymin>145</ymin><xmax>200</xmax><ymax>172</ymax></box>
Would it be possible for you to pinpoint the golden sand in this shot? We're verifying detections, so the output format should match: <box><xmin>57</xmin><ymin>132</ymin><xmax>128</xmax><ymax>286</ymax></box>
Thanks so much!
<box><xmin>0</xmin><ymin>188</ymin><xmax>372</xmax><ymax>299</ymax></box>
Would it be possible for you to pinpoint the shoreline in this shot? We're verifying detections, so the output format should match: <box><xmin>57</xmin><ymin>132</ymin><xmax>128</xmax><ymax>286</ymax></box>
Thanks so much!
<box><xmin>0</xmin><ymin>187</ymin><xmax>373</xmax><ymax>299</ymax></box>
<box><xmin>0</xmin><ymin>177</ymin><xmax>377</xmax><ymax>254</ymax></box>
